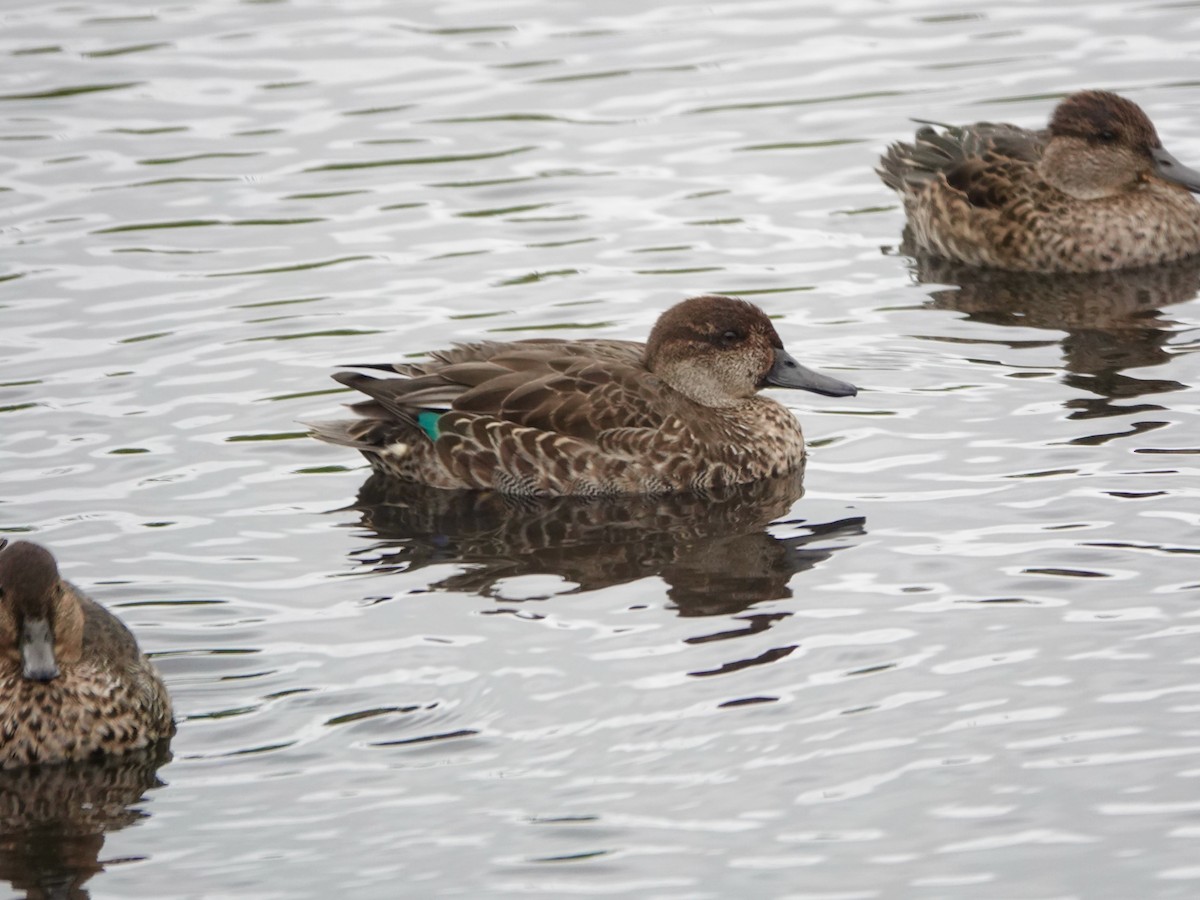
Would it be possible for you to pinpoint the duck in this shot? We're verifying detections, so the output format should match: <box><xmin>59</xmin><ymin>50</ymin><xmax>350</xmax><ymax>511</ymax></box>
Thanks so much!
<box><xmin>309</xmin><ymin>294</ymin><xmax>857</xmax><ymax>496</ymax></box>
<box><xmin>878</xmin><ymin>90</ymin><xmax>1200</xmax><ymax>272</ymax></box>
<box><xmin>0</xmin><ymin>539</ymin><xmax>174</xmax><ymax>769</ymax></box>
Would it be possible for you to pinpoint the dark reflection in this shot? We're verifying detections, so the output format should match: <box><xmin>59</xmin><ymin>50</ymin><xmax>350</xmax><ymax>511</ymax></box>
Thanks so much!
<box><xmin>0</xmin><ymin>744</ymin><xmax>171</xmax><ymax>900</ymax></box>
<box><xmin>903</xmin><ymin>245</ymin><xmax>1199</xmax><ymax>416</ymax></box>
<box><xmin>345</xmin><ymin>470</ymin><xmax>865</xmax><ymax>618</ymax></box>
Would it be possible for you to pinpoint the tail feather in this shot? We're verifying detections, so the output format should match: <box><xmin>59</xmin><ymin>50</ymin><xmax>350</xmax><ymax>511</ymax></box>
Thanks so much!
<box><xmin>306</xmin><ymin>414</ymin><xmax>429</xmax><ymax>451</ymax></box>
<box><xmin>879</xmin><ymin>125</ymin><xmax>968</xmax><ymax>192</ymax></box>
<box><xmin>879</xmin><ymin>119</ymin><xmax>1039</xmax><ymax>194</ymax></box>
<box><xmin>305</xmin><ymin>418</ymin><xmax>381</xmax><ymax>450</ymax></box>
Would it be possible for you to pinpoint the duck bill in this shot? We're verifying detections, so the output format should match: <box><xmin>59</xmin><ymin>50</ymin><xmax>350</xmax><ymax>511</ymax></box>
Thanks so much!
<box><xmin>1151</xmin><ymin>146</ymin><xmax>1200</xmax><ymax>193</ymax></box>
<box><xmin>765</xmin><ymin>348</ymin><xmax>858</xmax><ymax>397</ymax></box>
<box><xmin>21</xmin><ymin>618</ymin><xmax>59</xmax><ymax>682</ymax></box>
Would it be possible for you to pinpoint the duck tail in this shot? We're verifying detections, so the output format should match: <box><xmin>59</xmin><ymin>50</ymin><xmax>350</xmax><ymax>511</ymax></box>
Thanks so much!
<box><xmin>306</xmin><ymin>369</ymin><xmax>455</xmax><ymax>452</ymax></box>
<box><xmin>879</xmin><ymin>117</ymin><xmax>1035</xmax><ymax>195</ymax></box>
<box><xmin>878</xmin><ymin>122</ymin><xmax>968</xmax><ymax>192</ymax></box>
<box><xmin>305</xmin><ymin>418</ymin><xmax>388</xmax><ymax>451</ymax></box>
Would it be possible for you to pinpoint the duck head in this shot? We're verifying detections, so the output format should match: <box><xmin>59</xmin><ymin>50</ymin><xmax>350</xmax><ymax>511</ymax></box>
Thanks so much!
<box><xmin>0</xmin><ymin>540</ymin><xmax>85</xmax><ymax>683</ymax></box>
<box><xmin>644</xmin><ymin>295</ymin><xmax>857</xmax><ymax>408</ymax></box>
<box><xmin>1040</xmin><ymin>90</ymin><xmax>1200</xmax><ymax>200</ymax></box>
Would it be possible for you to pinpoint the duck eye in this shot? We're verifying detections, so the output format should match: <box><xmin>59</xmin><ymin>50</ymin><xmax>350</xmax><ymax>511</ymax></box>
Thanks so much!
<box><xmin>715</xmin><ymin>328</ymin><xmax>744</xmax><ymax>348</ymax></box>
<box><xmin>1097</xmin><ymin>129</ymin><xmax>1118</xmax><ymax>143</ymax></box>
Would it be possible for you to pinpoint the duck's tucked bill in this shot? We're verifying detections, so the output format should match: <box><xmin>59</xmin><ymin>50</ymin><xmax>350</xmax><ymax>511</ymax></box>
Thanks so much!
<box><xmin>309</xmin><ymin>295</ymin><xmax>857</xmax><ymax>496</ymax></box>
<box><xmin>879</xmin><ymin>90</ymin><xmax>1200</xmax><ymax>272</ymax></box>
<box><xmin>0</xmin><ymin>539</ymin><xmax>174</xmax><ymax>769</ymax></box>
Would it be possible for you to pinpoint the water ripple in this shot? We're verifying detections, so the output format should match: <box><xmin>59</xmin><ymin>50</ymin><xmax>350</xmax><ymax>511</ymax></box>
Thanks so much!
<box><xmin>4</xmin><ymin>0</ymin><xmax>1200</xmax><ymax>897</ymax></box>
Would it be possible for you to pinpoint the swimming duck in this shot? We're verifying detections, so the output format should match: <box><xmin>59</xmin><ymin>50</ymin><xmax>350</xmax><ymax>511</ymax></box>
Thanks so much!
<box><xmin>0</xmin><ymin>539</ymin><xmax>174</xmax><ymax>769</ymax></box>
<box><xmin>878</xmin><ymin>90</ymin><xmax>1200</xmax><ymax>272</ymax></box>
<box><xmin>310</xmin><ymin>294</ymin><xmax>857</xmax><ymax>496</ymax></box>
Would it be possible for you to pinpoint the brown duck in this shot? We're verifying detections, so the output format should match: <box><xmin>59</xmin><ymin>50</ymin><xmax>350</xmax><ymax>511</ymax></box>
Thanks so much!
<box><xmin>310</xmin><ymin>295</ymin><xmax>857</xmax><ymax>496</ymax></box>
<box><xmin>879</xmin><ymin>90</ymin><xmax>1200</xmax><ymax>272</ymax></box>
<box><xmin>0</xmin><ymin>540</ymin><xmax>174</xmax><ymax>769</ymax></box>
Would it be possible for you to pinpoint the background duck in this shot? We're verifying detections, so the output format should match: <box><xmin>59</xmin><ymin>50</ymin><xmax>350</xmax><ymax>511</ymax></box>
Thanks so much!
<box><xmin>310</xmin><ymin>295</ymin><xmax>857</xmax><ymax>496</ymax></box>
<box><xmin>879</xmin><ymin>90</ymin><xmax>1200</xmax><ymax>272</ymax></box>
<box><xmin>0</xmin><ymin>540</ymin><xmax>174</xmax><ymax>769</ymax></box>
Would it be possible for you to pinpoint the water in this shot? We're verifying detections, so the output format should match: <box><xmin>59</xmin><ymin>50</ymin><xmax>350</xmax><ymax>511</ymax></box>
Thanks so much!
<box><xmin>3</xmin><ymin>0</ymin><xmax>1200</xmax><ymax>896</ymax></box>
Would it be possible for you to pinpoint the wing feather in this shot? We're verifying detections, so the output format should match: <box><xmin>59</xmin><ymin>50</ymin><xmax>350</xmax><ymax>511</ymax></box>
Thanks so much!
<box><xmin>337</xmin><ymin>342</ymin><xmax>671</xmax><ymax>441</ymax></box>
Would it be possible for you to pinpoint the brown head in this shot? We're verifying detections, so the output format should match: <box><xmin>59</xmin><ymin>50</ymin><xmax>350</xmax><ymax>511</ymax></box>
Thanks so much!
<box><xmin>1041</xmin><ymin>90</ymin><xmax>1200</xmax><ymax>199</ymax></box>
<box><xmin>0</xmin><ymin>539</ymin><xmax>85</xmax><ymax>683</ymax></box>
<box><xmin>643</xmin><ymin>295</ymin><xmax>857</xmax><ymax>408</ymax></box>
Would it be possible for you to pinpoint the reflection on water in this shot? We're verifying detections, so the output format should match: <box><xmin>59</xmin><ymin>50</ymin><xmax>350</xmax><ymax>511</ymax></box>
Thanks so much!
<box><xmin>343</xmin><ymin>471</ymin><xmax>865</xmax><ymax>617</ymax></box>
<box><xmin>0</xmin><ymin>745</ymin><xmax>170</xmax><ymax>900</ymax></box>
<box><xmin>904</xmin><ymin>246</ymin><xmax>1200</xmax><ymax>422</ymax></box>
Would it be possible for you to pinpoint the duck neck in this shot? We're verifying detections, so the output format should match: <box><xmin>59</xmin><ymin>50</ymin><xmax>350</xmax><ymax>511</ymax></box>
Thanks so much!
<box><xmin>661</xmin><ymin>365</ymin><xmax>745</xmax><ymax>409</ymax></box>
<box><xmin>1038</xmin><ymin>138</ymin><xmax>1138</xmax><ymax>201</ymax></box>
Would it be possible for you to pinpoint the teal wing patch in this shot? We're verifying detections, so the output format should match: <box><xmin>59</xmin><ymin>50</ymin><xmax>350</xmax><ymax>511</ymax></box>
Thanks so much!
<box><xmin>417</xmin><ymin>410</ymin><xmax>442</xmax><ymax>440</ymax></box>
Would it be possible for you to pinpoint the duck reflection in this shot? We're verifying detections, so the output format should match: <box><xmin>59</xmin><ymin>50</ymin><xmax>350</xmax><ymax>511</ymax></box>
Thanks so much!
<box><xmin>0</xmin><ymin>744</ymin><xmax>170</xmax><ymax>900</ymax></box>
<box><xmin>905</xmin><ymin>246</ymin><xmax>1199</xmax><ymax>416</ymax></box>
<box><xmin>345</xmin><ymin>471</ymin><xmax>864</xmax><ymax>617</ymax></box>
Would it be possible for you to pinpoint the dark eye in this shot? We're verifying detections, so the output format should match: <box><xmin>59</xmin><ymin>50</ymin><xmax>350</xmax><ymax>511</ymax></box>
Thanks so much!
<box><xmin>717</xmin><ymin>329</ymin><xmax>744</xmax><ymax>346</ymax></box>
<box><xmin>1097</xmin><ymin>129</ymin><xmax>1118</xmax><ymax>143</ymax></box>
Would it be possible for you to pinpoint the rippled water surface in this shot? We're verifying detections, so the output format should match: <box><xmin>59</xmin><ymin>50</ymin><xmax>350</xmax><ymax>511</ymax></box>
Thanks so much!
<box><xmin>4</xmin><ymin>1</ymin><xmax>1200</xmax><ymax>897</ymax></box>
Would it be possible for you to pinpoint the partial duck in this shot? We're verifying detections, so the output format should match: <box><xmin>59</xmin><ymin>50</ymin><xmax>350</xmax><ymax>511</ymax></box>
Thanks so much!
<box><xmin>879</xmin><ymin>90</ymin><xmax>1200</xmax><ymax>272</ymax></box>
<box><xmin>310</xmin><ymin>295</ymin><xmax>857</xmax><ymax>496</ymax></box>
<box><xmin>0</xmin><ymin>539</ymin><xmax>174</xmax><ymax>769</ymax></box>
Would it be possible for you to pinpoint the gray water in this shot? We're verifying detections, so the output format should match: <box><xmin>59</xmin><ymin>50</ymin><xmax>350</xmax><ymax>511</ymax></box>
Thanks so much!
<box><xmin>3</xmin><ymin>0</ymin><xmax>1200</xmax><ymax>897</ymax></box>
